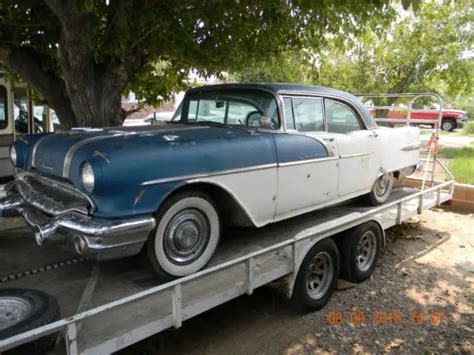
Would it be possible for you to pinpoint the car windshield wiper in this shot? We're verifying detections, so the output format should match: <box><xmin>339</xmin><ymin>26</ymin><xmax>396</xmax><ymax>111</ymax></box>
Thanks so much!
<box><xmin>186</xmin><ymin>120</ymin><xmax>231</xmax><ymax>128</ymax></box>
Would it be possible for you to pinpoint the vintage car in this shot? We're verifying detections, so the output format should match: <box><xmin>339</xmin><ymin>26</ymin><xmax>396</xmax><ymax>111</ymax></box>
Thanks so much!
<box><xmin>0</xmin><ymin>84</ymin><xmax>420</xmax><ymax>277</ymax></box>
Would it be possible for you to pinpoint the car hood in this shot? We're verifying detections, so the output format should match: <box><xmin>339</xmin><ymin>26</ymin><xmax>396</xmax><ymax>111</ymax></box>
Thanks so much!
<box><xmin>31</xmin><ymin>124</ymin><xmax>257</xmax><ymax>181</ymax></box>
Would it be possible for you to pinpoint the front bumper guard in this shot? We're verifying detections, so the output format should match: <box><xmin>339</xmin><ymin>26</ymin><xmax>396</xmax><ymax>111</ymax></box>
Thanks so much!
<box><xmin>0</xmin><ymin>194</ymin><xmax>156</xmax><ymax>260</ymax></box>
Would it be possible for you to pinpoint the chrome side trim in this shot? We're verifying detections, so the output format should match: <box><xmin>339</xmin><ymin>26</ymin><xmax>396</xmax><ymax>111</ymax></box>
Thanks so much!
<box><xmin>278</xmin><ymin>156</ymin><xmax>338</xmax><ymax>167</ymax></box>
<box><xmin>141</xmin><ymin>163</ymin><xmax>278</xmax><ymax>186</ymax></box>
<box><xmin>31</xmin><ymin>135</ymin><xmax>51</xmax><ymax>168</ymax></box>
<box><xmin>63</xmin><ymin>133</ymin><xmax>126</xmax><ymax>178</ymax></box>
<box><xmin>340</xmin><ymin>152</ymin><xmax>374</xmax><ymax>159</ymax></box>
<box><xmin>401</xmin><ymin>143</ymin><xmax>421</xmax><ymax>151</ymax></box>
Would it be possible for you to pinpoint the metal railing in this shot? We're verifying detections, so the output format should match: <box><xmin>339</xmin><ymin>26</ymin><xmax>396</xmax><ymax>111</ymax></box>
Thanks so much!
<box><xmin>0</xmin><ymin>177</ymin><xmax>455</xmax><ymax>354</ymax></box>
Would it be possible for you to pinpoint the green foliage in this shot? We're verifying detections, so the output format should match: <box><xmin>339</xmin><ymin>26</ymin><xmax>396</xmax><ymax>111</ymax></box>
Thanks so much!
<box><xmin>234</xmin><ymin>0</ymin><xmax>474</xmax><ymax>101</ymax></box>
<box><xmin>0</xmin><ymin>0</ymin><xmax>405</xmax><ymax>126</ymax></box>
<box><xmin>453</xmin><ymin>98</ymin><xmax>474</xmax><ymax>120</ymax></box>
<box><xmin>462</xmin><ymin>121</ymin><xmax>474</xmax><ymax>136</ymax></box>
<box><xmin>438</xmin><ymin>146</ymin><xmax>474</xmax><ymax>184</ymax></box>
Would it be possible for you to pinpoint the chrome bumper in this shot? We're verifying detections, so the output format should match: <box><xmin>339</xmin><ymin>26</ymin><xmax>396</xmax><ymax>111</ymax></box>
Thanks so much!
<box><xmin>0</xmin><ymin>193</ymin><xmax>156</xmax><ymax>260</ymax></box>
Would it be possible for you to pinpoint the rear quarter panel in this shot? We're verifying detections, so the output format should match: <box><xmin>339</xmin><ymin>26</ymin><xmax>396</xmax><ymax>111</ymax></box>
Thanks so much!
<box><xmin>378</xmin><ymin>126</ymin><xmax>420</xmax><ymax>172</ymax></box>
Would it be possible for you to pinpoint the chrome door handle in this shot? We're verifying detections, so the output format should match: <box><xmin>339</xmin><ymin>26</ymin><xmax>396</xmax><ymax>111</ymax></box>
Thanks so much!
<box><xmin>323</xmin><ymin>137</ymin><xmax>335</xmax><ymax>142</ymax></box>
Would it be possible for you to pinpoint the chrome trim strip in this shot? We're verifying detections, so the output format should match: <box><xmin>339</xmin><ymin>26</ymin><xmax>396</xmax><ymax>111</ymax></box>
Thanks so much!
<box><xmin>63</xmin><ymin>133</ymin><xmax>126</xmax><ymax>178</ymax></box>
<box><xmin>31</xmin><ymin>135</ymin><xmax>51</xmax><ymax>168</ymax></box>
<box><xmin>141</xmin><ymin>163</ymin><xmax>278</xmax><ymax>186</ymax></box>
<box><xmin>340</xmin><ymin>152</ymin><xmax>374</xmax><ymax>159</ymax></box>
<box><xmin>278</xmin><ymin>156</ymin><xmax>338</xmax><ymax>167</ymax></box>
<box><xmin>402</xmin><ymin>143</ymin><xmax>421</xmax><ymax>151</ymax></box>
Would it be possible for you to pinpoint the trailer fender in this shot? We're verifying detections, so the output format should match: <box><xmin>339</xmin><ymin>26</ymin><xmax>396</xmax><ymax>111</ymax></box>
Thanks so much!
<box><xmin>278</xmin><ymin>219</ymin><xmax>385</xmax><ymax>299</ymax></box>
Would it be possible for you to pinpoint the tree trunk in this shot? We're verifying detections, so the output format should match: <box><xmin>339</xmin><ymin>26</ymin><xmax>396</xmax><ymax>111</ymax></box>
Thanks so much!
<box><xmin>0</xmin><ymin>48</ymin><xmax>78</xmax><ymax>128</ymax></box>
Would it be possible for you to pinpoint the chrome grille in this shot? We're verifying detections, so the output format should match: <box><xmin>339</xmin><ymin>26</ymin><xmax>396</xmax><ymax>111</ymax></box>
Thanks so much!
<box><xmin>16</xmin><ymin>173</ymin><xmax>93</xmax><ymax>216</ymax></box>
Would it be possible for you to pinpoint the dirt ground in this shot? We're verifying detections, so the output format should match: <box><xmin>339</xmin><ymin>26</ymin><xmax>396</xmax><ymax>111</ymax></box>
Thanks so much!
<box><xmin>121</xmin><ymin>208</ymin><xmax>473</xmax><ymax>355</ymax></box>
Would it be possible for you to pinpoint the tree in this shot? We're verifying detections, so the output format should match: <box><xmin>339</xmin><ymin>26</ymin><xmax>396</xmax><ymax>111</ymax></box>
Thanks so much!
<box><xmin>234</xmin><ymin>0</ymin><xmax>474</xmax><ymax>101</ymax></box>
<box><xmin>0</xmin><ymin>1</ymin><xmax>400</xmax><ymax>128</ymax></box>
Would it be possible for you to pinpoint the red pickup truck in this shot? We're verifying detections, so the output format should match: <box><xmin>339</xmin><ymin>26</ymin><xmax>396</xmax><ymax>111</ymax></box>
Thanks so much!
<box><xmin>386</xmin><ymin>104</ymin><xmax>468</xmax><ymax>131</ymax></box>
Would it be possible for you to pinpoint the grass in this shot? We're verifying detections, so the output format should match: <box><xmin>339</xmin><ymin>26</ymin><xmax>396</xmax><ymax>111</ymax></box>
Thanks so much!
<box><xmin>438</xmin><ymin>146</ymin><xmax>474</xmax><ymax>184</ymax></box>
<box><xmin>463</xmin><ymin>121</ymin><xmax>474</xmax><ymax>136</ymax></box>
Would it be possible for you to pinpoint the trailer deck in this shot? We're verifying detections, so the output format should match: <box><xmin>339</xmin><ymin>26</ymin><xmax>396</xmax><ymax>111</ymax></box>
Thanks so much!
<box><xmin>0</xmin><ymin>181</ymin><xmax>453</xmax><ymax>354</ymax></box>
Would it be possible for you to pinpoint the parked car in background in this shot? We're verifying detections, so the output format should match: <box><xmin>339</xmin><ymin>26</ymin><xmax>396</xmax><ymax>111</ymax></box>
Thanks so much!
<box><xmin>0</xmin><ymin>83</ymin><xmax>420</xmax><ymax>278</ymax></box>
<box><xmin>385</xmin><ymin>103</ymin><xmax>468</xmax><ymax>131</ymax></box>
<box><xmin>123</xmin><ymin>111</ymin><xmax>174</xmax><ymax>127</ymax></box>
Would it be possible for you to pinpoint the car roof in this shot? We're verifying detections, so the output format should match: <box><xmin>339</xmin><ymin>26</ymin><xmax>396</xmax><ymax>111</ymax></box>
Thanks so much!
<box><xmin>188</xmin><ymin>82</ymin><xmax>352</xmax><ymax>98</ymax></box>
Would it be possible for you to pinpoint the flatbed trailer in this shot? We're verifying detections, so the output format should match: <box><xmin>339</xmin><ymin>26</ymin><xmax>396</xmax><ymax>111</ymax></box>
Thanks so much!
<box><xmin>0</xmin><ymin>179</ymin><xmax>454</xmax><ymax>354</ymax></box>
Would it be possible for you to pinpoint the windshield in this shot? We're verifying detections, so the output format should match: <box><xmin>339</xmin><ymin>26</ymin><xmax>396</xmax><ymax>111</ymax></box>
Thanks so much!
<box><xmin>172</xmin><ymin>89</ymin><xmax>280</xmax><ymax>129</ymax></box>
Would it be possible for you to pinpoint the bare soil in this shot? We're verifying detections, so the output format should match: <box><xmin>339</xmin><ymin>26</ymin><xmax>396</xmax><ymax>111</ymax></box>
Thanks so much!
<box><xmin>120</xmin><ymin>209</ymin><xmax>473</xmax><ymax>355</ymax></box>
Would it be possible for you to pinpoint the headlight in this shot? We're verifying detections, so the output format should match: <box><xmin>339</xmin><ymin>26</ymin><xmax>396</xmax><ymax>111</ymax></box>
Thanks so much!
<box><xmin>9</xmin><ymin>145</ymin><xmax>17</xmax><ymax>166</ymax></box>
<box><xmin>81</xmin><ymin>162</ymin><xmax>95</xmax><ymax>193</ymax></box>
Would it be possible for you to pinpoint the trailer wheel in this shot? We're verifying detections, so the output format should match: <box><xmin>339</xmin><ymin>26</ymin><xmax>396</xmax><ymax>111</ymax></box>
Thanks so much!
<box><xmin>292</xmin><ymin>239</ymin><xmax>340</xmax><ymax>312</ymax></box>
<box><xmin>0</xmin><ymin>289</ymin><xmax>60</xmax><ymax>354</ymax></box>
<box><xmin>146</xmin><ymin>191</ymin><xmax>220</xmax><ymax>278</ymax></box>
<box><xmin>338</xmin><ymin>222</ymin><xmax>382</xmax><ymax>283</ymax></box>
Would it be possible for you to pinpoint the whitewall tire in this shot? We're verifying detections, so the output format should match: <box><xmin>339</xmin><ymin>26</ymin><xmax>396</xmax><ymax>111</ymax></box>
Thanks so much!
<box><xmin>367</xmin><ymin>172</ymin><xmax>394</xmax><ymax>205</ymax></box>
<box><xmin>146</xmin><ymin>191</ymin><xmax>220</xmax><ymax>278</ymax></box>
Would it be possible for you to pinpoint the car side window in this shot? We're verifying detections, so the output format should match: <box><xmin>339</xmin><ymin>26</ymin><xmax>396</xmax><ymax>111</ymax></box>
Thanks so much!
<box><xmin>292</xmin><ymin>98</ymin><xmax>324</xmax><ymax>132</ymax></box>
<box><xmin>0</xmin><ymin>85</ymin><xmax>8</xmax><ymax>130</ymax></box>
<box><xmin>326</xmin><ymin>100</ymin><xmax>362</xmax><ymax>134</ymax></box>
<box><xmin>283</xmin><ymin>97</ymin><xmax>295</xmax><ymax>130</ymax></box>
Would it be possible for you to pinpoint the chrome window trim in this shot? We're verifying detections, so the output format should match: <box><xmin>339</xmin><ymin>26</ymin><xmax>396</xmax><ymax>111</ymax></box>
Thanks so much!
<box><xmin>141</xmin><ymin>163</ymin><xmax>278</xmax><ymax>186</ymax></box>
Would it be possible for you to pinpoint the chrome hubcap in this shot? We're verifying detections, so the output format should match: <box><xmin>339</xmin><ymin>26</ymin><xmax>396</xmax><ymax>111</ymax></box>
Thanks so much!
<box><xmin>0</xmin><ymin>297</ymin><xmax>32</xmax><ymax>331</ymax></box>
<box><xmin>442</xmin><ymin>121</ymin><xmax>452</xmax><ymax>130</ymax></box>
<box><xmin>356</xmin><ymin>231</ymin><xmax>377</xmax><ymax>272</ymax></box>
<box><xmin>164</xmin><ymin>209</ymin><xmax>210</xmax><ymax>265</ymax></box>
<box><xmin>374</xmin><ymin>173</ymin><xmax>391</xmax><ymax>197</ymax></box>
<box><xmin>305</xmin><ymin>251</ymin><xmax>334</xmax><ymax>299</ymax></box>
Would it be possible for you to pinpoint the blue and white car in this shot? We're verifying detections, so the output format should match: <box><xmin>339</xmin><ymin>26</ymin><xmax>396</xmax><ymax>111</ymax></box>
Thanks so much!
<box><xmin>0</xmin><ymin>84</ymin><xmax>420</xmax><ymax>277</ymax></box>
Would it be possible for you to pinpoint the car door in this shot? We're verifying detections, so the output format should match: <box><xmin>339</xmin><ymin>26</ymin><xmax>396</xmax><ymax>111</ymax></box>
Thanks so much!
<box><xmin>325</xmin><ymin>99</ymin><xmax>381</xmax><ymax>196</ymax></box>
<box><xmin>274</xmin><ymin>96</ymin><xmax>339</xmax><ymax>218</ymax></box>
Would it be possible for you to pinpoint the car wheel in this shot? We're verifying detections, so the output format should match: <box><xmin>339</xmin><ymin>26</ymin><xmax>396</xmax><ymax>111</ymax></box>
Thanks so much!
<box><xmin>441</xmin><ymin>118</ymin><xmax>456</xmax><ymax>132</ymax></box>
<box><xmin>0</xmin><ymin>289</ymin><xmax>60</xmax><ymax>354</ymax></box>
<box><xmin>146</xmin><ymin>191</ymin><xmax>220</xmax><ymax>278</ymax></box>
<box><xmin>292</xmin><ymin>239</ymin><xmax>340</xmax><ymax>312</ymax></box>
<box><xmin>338</xmin><ymin>222</ymin><xmax>382</xmax><ymax>283</ymax></box>
<box><xmin>367</xmin><ymin>172</ymin><xmax>394</xmax><ymax>205</ymax></box>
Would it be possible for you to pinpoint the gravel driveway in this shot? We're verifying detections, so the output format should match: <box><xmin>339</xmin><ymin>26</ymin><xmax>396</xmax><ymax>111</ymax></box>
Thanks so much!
<box><xmin>121</xmin><ymin>208</ymin><xmax>473</xmax><ymax>354</ymax></box>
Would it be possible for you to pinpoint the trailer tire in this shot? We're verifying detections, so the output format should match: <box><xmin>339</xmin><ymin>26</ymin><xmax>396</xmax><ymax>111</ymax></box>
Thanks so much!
<box><xmin>292</xmin><ymin>239</ymin><xmax>339</xmax><ymax>312</ymax></box>
<box><xmin>338</xmin><ymin>222</ymin><xmax>382</xmax><ymax>283</ymax></box>
<box><xmin>0</xmin><ymin>289</ymin><xmax>60</xmax><ymax>354</ymax></box>
<box><xmin>146</xmin><ymin>191</ymin><xmax>220</xmax><ymax>279</ymax></box>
